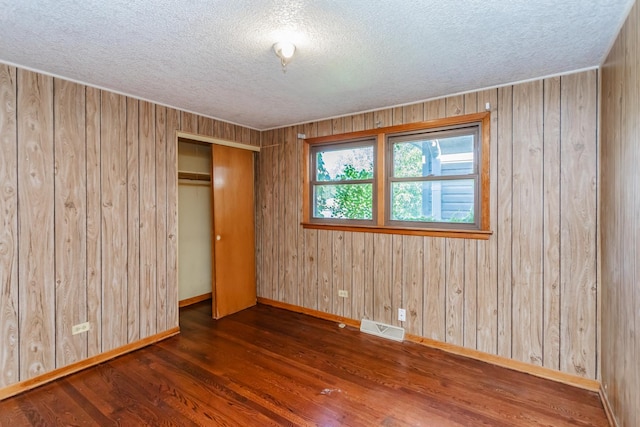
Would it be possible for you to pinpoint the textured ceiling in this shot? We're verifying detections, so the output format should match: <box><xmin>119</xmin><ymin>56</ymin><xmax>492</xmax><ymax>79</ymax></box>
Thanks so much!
<box><xmin>0</xmin><ymin>0</ymin><xmax>634</xmax><ymax>130</ymax></box>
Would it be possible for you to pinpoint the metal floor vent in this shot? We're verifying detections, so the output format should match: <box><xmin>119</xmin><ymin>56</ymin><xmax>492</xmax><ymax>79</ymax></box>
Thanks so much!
<box><xmin>360</xmin><ymin>319</ymin><xmax>405</xmax><ymax>342</ymax></box>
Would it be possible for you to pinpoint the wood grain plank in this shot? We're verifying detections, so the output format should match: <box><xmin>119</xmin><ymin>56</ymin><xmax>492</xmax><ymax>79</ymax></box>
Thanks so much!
<box><xmin>351</xmin><ymin>233</ymin><xmax>365</xmax><ymax>320</ymax></box>
<box><xmin>342</xmin><ymin>232</ymin><xmax>353</xmax><ymax>320</ymax></box>
<box><xmin>445</xmin><ymin>239</ymin><xmax>465</xmax><ymax>345</ymax></box>
<box><xmin>332</xmin><ymin>231</ymin><xmax>345</xmax><ymax>316</ymax></box>
<box><xmin>197</xmin><ymin>116</ymin><xmax>214</xmax><ymax>137</ymax></box>
<box><xmin>262</xmin><ymin>142</ymin><xmax>275</xmax><ymax>300</ymax></box>
<box><xmin>180</xmin><ymin>112</ymin><xmax>197</xmax><ymax>133</ymax></box>
<box><xmin>476</xmin><ymin>89</ymin><xmax>499</xmax><ymax>355</ymax></box>
<box><xmin>542</xmin><ymin>77</ymin><xmax>561</xmax><ymax>370</ymax></box>
<box><xmin>374</xmin><ymin>108</ymin><xmax>392</xmax><ymax>129</ymax></box>
<box><xmin>303</xmin><ymin>229</ymin><xmax>318</xmax><ymax>310</ymax></box>
<box><xmin>560</xmin><ymin>71</ymin><xmax>598</xmax><ymax>378</ymax></box>
<box><xmin>0</xmin><ymin>64</ymin><xmax>18</xmax><ymax>387</ymax></box>
<box><xmin>17</xmin><ymin>69</ymin><xmax>55</xmax><ymax>379</ymax></box>
<box><xmin>402</xmin><ymin>103</ymin><xmax>423</xmax><ymax>123</ymax></box>
<box><xmin>126</xmin><ymin>97</ymin><xmax>140</xmax><ymax>343</ymax></box>
<box><xmin>155</xmin><ymin>106</ymin><xmax>168</xmax><ymax>332</ymax></box>
<box><xmin>512</xmin><ymin>80</ymin><xmax>544</xmax><ymax>366</ymax></box>
<box><xmin>165</xmin><ymin>107</ymin><xmax>180</xmax><ymax>329</ymax></box>
<box><xmin>283</xmin><ymin>127</ymin><xmax>297</xmax><ymax>304</ymax></box>
<box><xmin>423</xmin><ymin>237</ymin><xmax>446</xmax><ymax>340</ymax></box>
<box><xmin>54</xmin><ymin>79</ymin><xmax>87</xmax><ymax>366</ymax></box>
<box><xmin>317</xmin><ymin>230</ymin><xmax>332</xmax><ymax>313</ymax></box>
<box><xmin>269</xmin><ymin>139</ymin><xmax>279</xmax><ymax>300</ymax></box>
<box><xmin>100</xmin><ymin>91</ymin><xmax>128</xmax><ymax>352</ymax></box>
<box><xmin>363</xmin><ymin>233</ymin><xmax>374</xmax><ymax>320</ymax></box>
<box><xmin>373</xmin><ymin>234</ymin><xmax>392</xmax><ymax>325</ymax></box>
<box><xmin>295</xmin><ymin>126</ymin><xmax>305</xmax><ymax>307</ymax></box>
<box><xmin>496</xmin><ymin>86</ymin><xmax>513</xmax><ymax>359</ymax></box>
<box><xmin>85</xmin><ymin>86</ymin><xmax>102</xmax><ymax>358</ymax></box>
<box><xmin>403</xmin><ymin>236</ymin><xmax>424</xmax><ymax>335</ymax></box>
<box><xmin>276</xmin><ymin>129</ymin><xmax>285</xmax><ymax>302</ymax></box>
<box><xmin>139</xmin><ymin>101</ymin><xmax>157</xmax><ymax>337</ymax></box>
<box><xmin>391</xmin><ymin>235</ymin><xmax>403</xmax><ymax>328</ymax></box>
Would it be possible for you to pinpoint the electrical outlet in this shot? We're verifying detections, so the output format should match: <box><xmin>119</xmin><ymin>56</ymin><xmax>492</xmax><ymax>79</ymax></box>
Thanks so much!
<box><xmin>338</xmin><ymin>290</ymin><xmax>349</xmax><ymax>298</ymax></box>
<box><xmin>72</xmin><ymin>322</ymin><xmax>90</xmax><ymax>335</ymax></box>
<box><xmin>398</xmin><ymin>308</ymin><xmax>406</xmax><ymax>322</ymax></box>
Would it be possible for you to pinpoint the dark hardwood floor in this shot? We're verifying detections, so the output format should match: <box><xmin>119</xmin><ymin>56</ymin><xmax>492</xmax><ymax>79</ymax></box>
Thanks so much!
<box><xmin>0</xmin><ymin>301</ymin><xmax>608</xmax><ymax>426</ymax></box>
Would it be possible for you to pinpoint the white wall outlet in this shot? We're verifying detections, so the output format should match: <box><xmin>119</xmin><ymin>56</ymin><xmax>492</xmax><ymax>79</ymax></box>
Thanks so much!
<box><xmin>72</xmin><ymin>322</ymin><xmax>90</xmax><ymax>335</ymax></box>
<box><xmin>338</xmin><ymin>290</ymin><xmax>349</xmax><ymax>298</ymax></box>
<box><xmin>398</xmin><ymin>308</ymin><xmax>406</xmax><ymax>322</ymax></box>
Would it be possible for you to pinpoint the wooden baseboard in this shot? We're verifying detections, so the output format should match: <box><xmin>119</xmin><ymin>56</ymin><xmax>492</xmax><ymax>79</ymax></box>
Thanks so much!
<box><xmin>599</xmin><ymin>384</ymin><xmax>618</xmax><ymax>427</ymax></box>
<box><xmin>257</xmin><ymin>297</ymin><xmax>360</xmax><ymax>328</ymax></box>
<box><xmin>0</xmin><ymin>327</ymin><xmax>180</xmax><ymax>401</ymax></box>
<box><xmin>179</xmin><ymin>292</ymin><xmax>212</xmax><ymax>307</ymax></box>
<box><xmin>257</xmin><ymin>297</ymin><xmax>600</xmax><ymax>392</ymax></box>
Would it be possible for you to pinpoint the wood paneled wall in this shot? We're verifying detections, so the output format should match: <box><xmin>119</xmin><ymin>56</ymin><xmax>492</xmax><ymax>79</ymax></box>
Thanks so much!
<box><xmin>0</xmin><ymin>64</ymin><xmax>259</xmax><ymax>389</ymax></box>
<box><xmin>257</xmin><ymin>70</ymin><xmax>599</xmax><ymax>379</ymax></box>
<box><xmin>601</xmin><ymin>1</ymin><xmax>640</xmax><ymax>425</ymax></box>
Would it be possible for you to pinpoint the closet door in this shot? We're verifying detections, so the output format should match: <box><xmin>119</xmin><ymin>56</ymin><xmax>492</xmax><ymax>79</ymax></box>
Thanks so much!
<box><xmin>211</xmin><ymin>144</ymin><xmax>256</xmax><ymax>318</ymax></box>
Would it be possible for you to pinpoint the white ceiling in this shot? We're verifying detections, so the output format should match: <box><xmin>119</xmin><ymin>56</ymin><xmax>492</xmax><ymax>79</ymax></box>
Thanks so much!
<box><xmin>0</xmin><ymin>0</ymin><xmax>634</xmax><ymax>130</ymax></box>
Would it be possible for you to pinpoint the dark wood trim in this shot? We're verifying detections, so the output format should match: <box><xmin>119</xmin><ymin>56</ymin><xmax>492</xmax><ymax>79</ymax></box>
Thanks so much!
<box><xmin>0</xmin><ymin>327</ymin><xmax>180</xmax><ymax>401</ymax></box>
<box><xmin>179</xmin><ymin>292</ymin><xmax>212</xmax><ymax>308</ymax></box>
<box><xmin>258</xmin><ymin>297</ymin><xmax>600</xmax><ymax>392</ymax></box>
<box><xmin>301</xmin><ymin>222</ymin><xmax>492</xmax><ymax>240</ymax></box>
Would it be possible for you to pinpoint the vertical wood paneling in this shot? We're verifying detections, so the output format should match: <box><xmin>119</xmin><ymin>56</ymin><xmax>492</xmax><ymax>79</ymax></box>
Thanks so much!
<box><xmin>512</xmin><ymin>80</ymin><xmax>544</xmax><ymax>366</ymax></box>
<box><xmin>497</xmin><ymin>85</ymin><xmax>513</xmax><ymax>358</ymax></box>
<box><xmin>0</xmin><ymin>65</ymin><xmax>18</xmax><ymax>387</ymax></box>
<box><xmin>17</xmin><ymin>69</ymin><xmax>55</xmax><ymax>379</ymax></box>
<box><xmin>155</xmin><ymin>106</ymin><xmax>167</xmax><ymax>332</ymax></box>
<box><xmin>180</xmin><ymin>112</ymin><xmax>197</xmax><ymax>133</ymax></box>
<box><xmin>351</xmin><ymin>233</ymin><xmax>365</xmax><ymax>319</ymax></box>
<box><xmin>600</xmin><ymin>3</ymin><xmax>639</xmax><ymax>422</ymax></box>
<box><xmin>126</xmin><ymin>97</ymin><xmax>140</xmax><ymax>343</ymax></box>
<box><xmin>476</xmin><ymin>89</ymin><xmax>498</xmax><ymax>354</ymax></box>
<box><xmin>85</xmin><ymin>87</ymin><xmax>102</xmax><ymax>358</ymax></box>
<box><xmin>404</xmin><ymin>236</ymin><xmax>423</xmax><ymax>335</ymax></box>
<box><xmin>542</xmin><ymin>77</ymin><xmax>561</xmax><ymax>370</ymax></box>
<box><xmin>391</xmin><ymin>235</ymin><xmax>403</xmax><ymax>328</ymax></box>
<box><xmin>283</xmin><ymin>127</ymin><xmax>297</xmax><ymax>304</ymax></box>
<box><xmin>254</xmin><ymin>70</ymin><xmax>600</xmax><ymax>383</ymax></box>
<box><xmin>139</xmin><ymin>101</ymin><xmax>157</xmax><ymax>338</ymax></box>
<box><xmin>560</xmin><ymin>71</ymin><xmax>597</xmax><ymax>378</ymax></box>
<box><xmin>166</xmin><ymin>108</ymin><xmax>179</xmax><ymax>329</ymax></box>
<box><xmin>317</xmin><ymin>230</ymin><xmax>332</xmax><ymax>312</ymax></box>
<box><xmin>197</xmin><ymin>116</ymin><xmax>214</xmax><ymax>137</ymax></box>
<box><xmin>54</xmin><ymin>79</ymin><xmax>87</xmax><ymax>366</ymax></box>
<box><xmin>100</xmin><ymin>92</ymin><xmax>128</xmax><ymax>352</ymax></box>
<box><xmin>373</xmin><ymin>234</ymin><xmax>392</xmax><ymax>324</ymax></box>
<box><xmin>332</xmin><ymin>231</ymin><xmax>345</xmax><ymax>316</ymax></box>
<box><xmin>303</xmin><ymin>229</ymin><xmax>318</xmax><ymax>310</ymax></box>
<box><xmin>342</xmin><ymin>232</ymin><xmax>353</xmax><ymax>319</ymax></box>
<box><xmin>0</xmin><ymin>65</ymin><xmax>261</xmax><ymax>392</ymax></box>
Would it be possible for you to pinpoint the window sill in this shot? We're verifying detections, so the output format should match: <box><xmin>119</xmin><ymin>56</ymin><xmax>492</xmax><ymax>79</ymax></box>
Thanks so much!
<box><xmin>301</xmin><ymin>222</ymin><xmax>493</xmax><ymax>240</ymax></box>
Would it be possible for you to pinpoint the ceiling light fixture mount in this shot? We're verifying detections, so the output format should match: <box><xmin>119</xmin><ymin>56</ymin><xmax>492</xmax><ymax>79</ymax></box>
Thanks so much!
<box><xmin>273</xmin><ymin>41</ymin><xmax>296</xmax><ymax>73</ymax></box>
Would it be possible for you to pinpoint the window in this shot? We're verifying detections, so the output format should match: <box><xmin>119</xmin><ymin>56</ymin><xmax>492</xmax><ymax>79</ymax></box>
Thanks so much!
<box><xmin>387</xmin><ymin>126</ymin><xmax>479</xmax><ymax>228</ymax></box>
<box><xmin>302</xmin><ymin>113</ymin><xmax>491</xmax><ymax>239</ymax></box>
<box><xmin>310</xmin><ymin>138</ymin><xmax>376</xmax><ymax>224</ymax></box>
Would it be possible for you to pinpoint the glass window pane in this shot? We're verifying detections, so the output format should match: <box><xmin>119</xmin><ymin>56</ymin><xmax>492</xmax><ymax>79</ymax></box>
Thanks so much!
<box><xmin>313</xmin><ymin>183</ymin><xmax>373</xmax><ymax>220</ymax></box>
<box><xmin>316</xmin><ymin>145</ymin><xmax>374</xmax><ymax>181</ymax></box>
<box><xmin>390</xmin><ymin>179</ymin><xmax>475</xmax><ymax>223</ymax></box>
<box><xmin>393</xmin><ymin>134</ymin><xmax>474</xmax><ymax>178</ymax></box>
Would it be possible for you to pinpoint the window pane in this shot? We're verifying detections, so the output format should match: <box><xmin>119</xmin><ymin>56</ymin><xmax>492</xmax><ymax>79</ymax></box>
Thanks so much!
<box><xmin>313</xmin><ymin>183</ymin><xmax>373</xmax><ymax>220</ymax></box>
<box><xmin>391</xmin><ymin>179</ymin><xmax>474</xmax><ymax>223</ymax></box>
<box><xmin>316</xmin><ymin>145</ymin><xmax>374</xmax><ymax>181</ymax></box>
<box><xmin>393</xmin><ymin>134</ymin><xmax>474</xmax><ymax>178</ymax></box>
